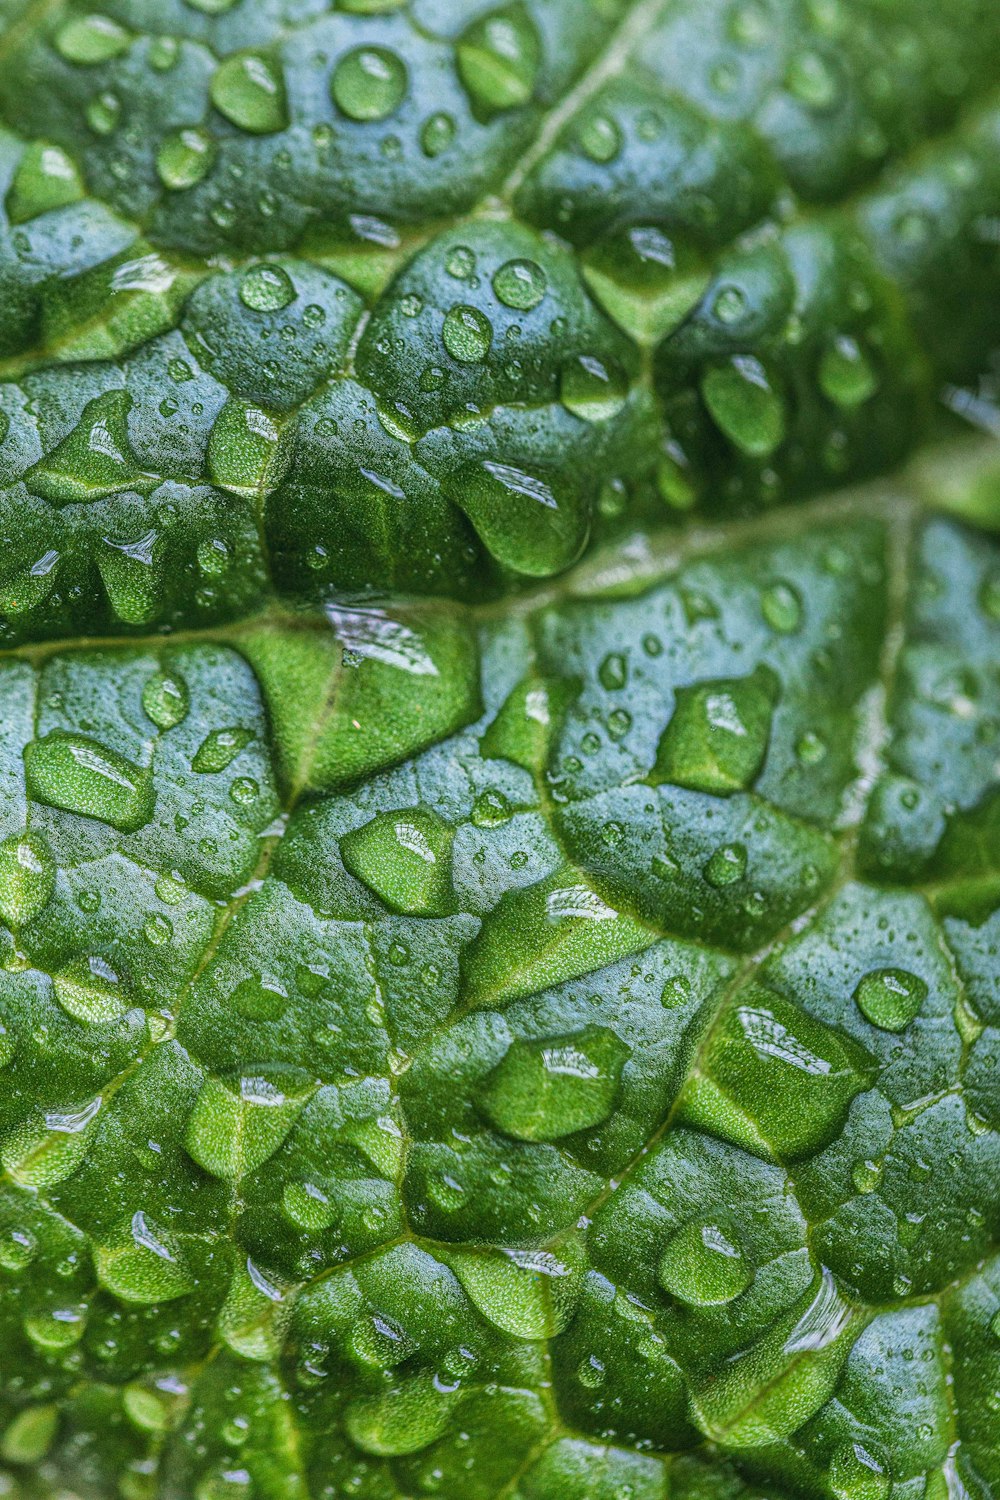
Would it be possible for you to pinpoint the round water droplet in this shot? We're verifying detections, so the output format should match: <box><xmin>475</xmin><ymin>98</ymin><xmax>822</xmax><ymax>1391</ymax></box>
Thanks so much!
<box><xmin>492</xmin><ymin>257</ymin><xmax>546</xmax><ymax>311</ymax></box>
<box><xmin>210</xmin><ymin>53</ymin><xmax>288</xmax><ymax>135</ymax></box>
<box><xmin>156</xmin><ymin>126</ymin><xmax>215</xmax><ymax>190</ymax></box>
<box><xmin>230</xmin><ymin>975</ymin><xmax>288</xmax><ymax>1021</ymax></box>
<box><xmin>578</xmin><ymin>112</ymin><xmax>621</xmax><ymax>163</ymax></box>
<box><xmin>712</xmin><ymin>284</ymin><xmax>748</xmax><ymax>325</ymax></box>
<box><xmin>0</xmin><ymin>1227</ymin><xmax>36</xmax><ymax>1271</ymax></box>
<box><xmin>331</xmin><ymin>46</ymin><xmax>408</xmax><ymax>121</ymax></box>
<box><xmin>598</xmin><ymin>652</ymin><xmax>627</xmax><ymax>691</ymax></box>
<box><xmin>854</xmin><ymin>967</ymin><xmax>927</xmax><ymax>1031</ymax></box>
<box><xmin>704</xmin><ymin>842</ymin><xmax>747</xmax><ymax>888</ymax></box>
<box><xmin>658</xmin><ymin>1221</ymin><xmax>753</xmax><ymax>1305</ymax></box>
<box><xmin>819</xmin><ymin>336</ymin><xmax>879</xmax><ymax>408</ymax></box>
<box><xmin>786</xmin><ymin>49</ymin><xmax>840</xmax><ymax>111</ymax></box>
<box><xmin>446</xmin><ymin>245</ymin><xmax>476</xmax><ymax>280</ymax></box>
<box><xmin>142</xmin><ymin>670</ymin><xmax>189</xmax><ymax>729</ymax></box>
<box><xmin>471</xmin><ymin>788</ymin><xmax>512</xmax><ymax>827</ymax></box>
<box><xmin>420</xmin><ymin>111</ymin><xmax>455</xmax><ymax>156</ymax></box>
<box><xmin>239</xmin><ymin>262</ymin><xmax>295</xmax><ymax>312</ymax></box>
<box><xmin>560</xmin><ymin>354</ymin><xmax>628</xmax><ymax>422</ymax></box>
<box><xmin>761</xmin><ymin>579</ymin><xmax>802</xmax><ymax>633</ymax></box>
<box><xmin>442</xmin><ymin>304</ymin><xmax>492</xmax><ymax>363</ymax></box>
<box><xmin>282</xmin><ymin>1179</ymin><xmax>337</xmax><ymax>1230</ymax></box>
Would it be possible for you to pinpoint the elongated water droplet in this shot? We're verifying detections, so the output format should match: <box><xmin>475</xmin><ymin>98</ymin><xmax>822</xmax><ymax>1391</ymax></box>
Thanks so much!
<box><xmin>142</xmin><ymin>670</ymin><xmax>189</xmax><ymax>729</ymax></box>
<box><xmin>456</xmin><ymin>4</ymin><xmax>540</xmax><ymax>115</ymax></box>
<box><xmin>560</xmin><ymin>354</ymin><xmax>628</xmax><ymax>422</ymax></box>
<box><xmin>25</xmin><ymin>732</ymin><xmax>154</xmax><ymax>832</ymax></box>
<box><xmin>702</xmin><ymin>356</ymin><xmax>787</xmax><ymax>458</ymax></box>
<box><xmin>0</xmin><ymin>832</ymin><xmax>56</xmax><ymax>929</ymax></box>
<box><xmin>55</xmin><ymin>13</ymin><xmax>131</xmax><ymax>63</ymax></box>
<box><xmin>53</xmin><ymin>956</ymin><xmax>127</xmax><ymax>1025</ymax></box>
<box><xmin>191</xmin><ymin>726</ymin><xmax>253</xmax><ymax>773</ymax></box>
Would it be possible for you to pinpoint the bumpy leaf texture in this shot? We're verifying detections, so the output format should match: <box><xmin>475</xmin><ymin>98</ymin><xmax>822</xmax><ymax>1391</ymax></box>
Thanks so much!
<box><xmin>0</xmin><ymin>1</ymin><xmax>999</xmax><ymax>1497</ymax></box>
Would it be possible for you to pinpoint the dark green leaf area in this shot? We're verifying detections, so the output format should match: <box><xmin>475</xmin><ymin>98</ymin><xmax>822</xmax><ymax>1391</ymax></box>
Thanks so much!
<box><xmin>0</xmin><ymin>505</ymin><xmax>997</xmax><ymax>1495</ymax></box>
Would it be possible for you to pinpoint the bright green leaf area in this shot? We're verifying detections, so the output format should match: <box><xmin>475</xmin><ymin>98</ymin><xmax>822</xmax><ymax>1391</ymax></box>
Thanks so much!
<box><xmin>0</xmin><ymin>1</ymin><xmax>998</xmax><ymax>1498</ymax></box>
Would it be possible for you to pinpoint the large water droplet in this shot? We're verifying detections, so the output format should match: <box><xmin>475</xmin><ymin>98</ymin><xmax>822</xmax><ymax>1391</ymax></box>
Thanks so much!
<box><xmin>239</xmin><ymin>262</ymin><xmax>295</xmax><ymax>312</ymax></box>
<box><xmin>478</xmin><ymin>1025</ymin><xmax>629</xmax><ymax>1141</ymax></box>
<box><xmin>819</xmin><ymin>335</ymin><xmax>879</xmax><ymax>408</ymax></box>
<box><xmin>25</xmin><ymin>391</ymin><xmax>154</xmax><ymax>505</ymax></box>
<box><xmin>492</xmin><ymin>257</ymin><xmax>546</xmax><ymax>311</ymax></box>
<box><xmin>340</xmin><ymin>807</ymin><xmax>455</xmax><ymax>916</ymax></box>
<box><xmin>55</xmin><ymin>13</ymin><xmax>131</xmax><ymax>64</ymax></box>
<box><xmin>0</xmin><ymin>832</ymin><xmax>56</xmax><ymax>929</ymax></box>
<box><xmin>442</xmin><ymin>304</ymin><xmax>492</xmax><ymax>363</ymax></box>
<box><xmin>53</xmin><ymin>956</ymin><xmax>127</xmax><ymax>1025</ymax></box>
<box><xmin>702</xmin><ymin>356</ymin><xmax>787</xmax><ymax>458</ymax></box>
<box><xmin>456</xmin><ymin>4</ymin><xmax>541</xmax><ymax>115</ymax></box>
<box><xmin>6</xmin><ymin>142</ymin><xmax>85</xmax><ymax>224</ymax></box>
<box><xmin>210</xmin><ymin>53</ymin><xmax>288</xmax><ymax>135</ymax></box>
<box><xmin>560</xmin><ymin>354</ymin><xmax>628</xmax><ymax>422</ymax></box>
<box><xmin>25</xmin><ymin>732</ymin><xmax>155</xmax><ymax>832</ymax></box>
<box><xmin>191</xmin><ymin>726</ymin><xmax>253</xmax><ymax>773</ymax></box>
<box><xmin>653</xmin><ymin>665</ymin><xmax>779</xmax><ymax>795</ymax></box>
<box><xmin>331</xmin><ymin>46</ymin><xmax>408</xmax><ymax>121</ymax></box>
<box><xmin>95</xmin><ymin>1211</ymin><xmax>194</xmax><ymax>1304</ymax></box>
<box><xmin>142</xmin><ymin>670</ymin><xmax>189</xmax><ymax>729</ymax></box>
<box><xmin>156</xmin><ymin>126</ymin><xmax>215</xmax><ymax>190</ymax></box>
<box><xmin>658</xmin><ymin>1221</ymin><xmax>753</xmax><ymax>1305</ymax></box>
<box><xmin>853</xmin><ymin>967</ymin><xmax>927</xmax><ymax>1032</ymax></box>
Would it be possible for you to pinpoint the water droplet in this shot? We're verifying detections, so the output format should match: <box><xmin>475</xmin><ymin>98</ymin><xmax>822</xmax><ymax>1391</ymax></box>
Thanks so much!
<box><xmin>597</xmin><ymin>654</ymin><xmax>628</xmax><ymax>695</ymax></box>
<box><xmin>191</xmin><ymin>727</ymin><xmax>253</xmax><ymax>773</ymax></box>
<box><xmin>560</xmin><ymin>354</ymin><xmax>628</xmax><ymax>422</ymax></box>
<box><xmin>471</xmin><ymin>788</ymin><xmax>513</xmax><ymax>827</ymax></box>
<box><xmin>0</xmin><ymin>1404</ymin><xmax>59</xmax><ymax>1464</ymax></box>
<box><xmin>6</xmin><ymin>143</ymin><xmax>85</xmax><ymax>224</ymax></box>
<box><xmin>55</xmin><ymin>13</ymin><xmax>131</xmax><ymax>63</ymax></box>
<box><xmin>761</xmin><ymin>580</ymin><xmax>802</xmax><ymax>633</ymax></box>
<box><xmin>26</xmin><ymin>390</ymin><xmax>153</xmax><ymax>506</ymax></box>
<box><xmin>420</xmin><ymin>111</ymin><xmax>455</xmax><ymax>157</ymax></box>
<box><xmin>442</xmin><ymin>304</ymin><xmax>492</xmax><ymax>363</ymax></box>
<box><xmin>341</xmin><ymin>808</ymin><xmax>455</xmax><ymax>916</ymax></box>
<box><xmin>853</xmin><ymin>967</ymin><xmax>927</xmax><ymax>1032</ymax></box>
<box><xmin>658</xmin><ymin>1221</ymin><xmax>753</xmax><ymax>1305</ymax></box>
<box><xmin>819</xmin><ymin>336</ymin><xmax>878</xmax><ymax>408</ymax></box>
<box><xmin>283</xmin><ymin>1179</ymin><xmax>337</xmax><ymax>1230</ymax></box>
<box><xmin>0</xmin><ymin>1227</ymin><xmax>36</xmax><ymax>1271</ymax></box>
<box><xmin>239</xmin><ymin>262</ymin><xmax>295</xmax><ymax>312</ymax></box>
<box><xmin>478</xmin><ymin>1025</ymin><xmax>630</xmax><ymax>1141</ymax></box>
<box><xmin>332</xmin><ymin>46</ymin><xmax>407</xmax><ymax>121</ymax></box>
<box><xmin>142</xmin><ymin>670</ymin><xmax>189</xmax><ymax>729</ymax></box>
<box><xmin>25</xmin><ymin>732</ymin><xmax>154</xmax><ymax>832</ymax></box>
<box><xmin>156</xmin><ymin>126</ymin><xmax>215</xmax><ymax>190</ymax></box>
<box><xmin>851</xmin><ymin>1158</ymin><xmax>883</xmax><ymax>1194</ymax></box>
<box><xmin>95</xmin><ymin>1211</ymin><xmax>194</xmax><ymax>1304</ymax></box>
<box><xmin>786</xmin><ymin>49</ymin><xmax>840</xmax><ymax>111</ymax></box>
<box><xmin>86</xmin><ymin>90</ymin><xmax>121</xmax><ymax>134</ymax></box>
<box><xmin>230</xmin><ymin>975</ymin><xmax>288</xmax><ymax>1021</ymax></box>
<box><xmin>704</xmin><ymin>842</ymin><xmax>747</xmax><ymax>888</ymax></box>
<box><xmin>492</xmin><ymin>257</ymin><xmax>546</xmax><ymax>311</ymax></box>
<box><xmin>53</xmin><ymin>955</ymin><xmax>127</xmax><ymax>1025</ymax></box>
<box><xmin>210</xmin><ymin>53</ymin><xmax>288</xmax><ymax>135</ymax></box>
<box><xmin>578</xmin><ymin>111</ymin><xmax>621</xmax><ymax>163</ymax></box>
<box><xmin>830</xmin><ymin>1442</ymin><xmax>891</xmax><ymax>1500</ymax></box>
<box><xmin>702</xmin><ymin>356</ymin><xmax>786</xmax><ymax>458</ymax></box>
<box><xmin>712</xmin><ymin>284</ymin><xmax>748</xmax><ymax>325</ymax></box>
<box><xmin>456</xmin><ymin>4</ymin><xmax>541</xmax><ymax>115</ymax></box>
<box><xmin>653</xmin><ymin>665</ymin><xmax>778</xmax><ymax>795</ymax></box>
<box><xmin>0</xmin><ymin>832</ymin><xmax>56</xmax><ymax>929</ymax></box>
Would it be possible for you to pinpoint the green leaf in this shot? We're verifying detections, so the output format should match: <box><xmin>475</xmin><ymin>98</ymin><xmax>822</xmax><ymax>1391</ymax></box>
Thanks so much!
<box><xmin>0</xmin><ymin>3</ymin><xmax>999</xmax><ymax>1497</ymax></box>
